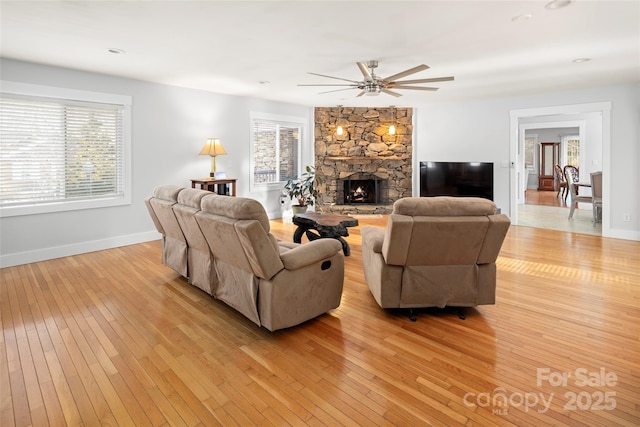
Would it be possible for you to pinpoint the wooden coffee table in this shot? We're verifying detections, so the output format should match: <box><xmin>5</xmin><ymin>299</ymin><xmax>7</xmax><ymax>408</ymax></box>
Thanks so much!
<box><xmin>292</xmin><ymin>212</ymin><xmax>359</xmax><ymax>256</ymax></box>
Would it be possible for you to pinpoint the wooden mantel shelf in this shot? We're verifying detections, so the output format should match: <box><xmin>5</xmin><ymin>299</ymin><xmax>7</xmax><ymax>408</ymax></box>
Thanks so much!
<box><xmin>325</xmin><ymin>156</ymin><xmax>407</xmax><ymax>161</ymax></box>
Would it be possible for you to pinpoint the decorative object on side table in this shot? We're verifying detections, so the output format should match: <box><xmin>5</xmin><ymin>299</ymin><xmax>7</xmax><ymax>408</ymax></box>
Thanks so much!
<box><xmin>199</xmin><ymin>137</ymin><xmax>227</xmax><ymax>177</ymax></box>
<box><xmin>284</xmin><ymin>165</ymin><xmax>322</xmax><ymax>214</ymax></box>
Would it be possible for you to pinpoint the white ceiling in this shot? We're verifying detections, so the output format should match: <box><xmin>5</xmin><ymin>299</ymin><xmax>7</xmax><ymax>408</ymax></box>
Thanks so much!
<box><xmin>1</xmin><ymin>0</ymin><xmax>638</xmax><ymax>108</ymax></box>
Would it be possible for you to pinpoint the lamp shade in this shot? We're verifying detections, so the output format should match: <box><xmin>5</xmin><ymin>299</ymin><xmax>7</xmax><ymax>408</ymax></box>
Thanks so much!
<box><xmin>199</xmin><ymin>138</ymin><xmax>227</xmax><ymax>176</ymax></box>
<box><xmin>199</xmin><ymin>138</ymin><xmax>227</xmax><ymax>156</ymax></box>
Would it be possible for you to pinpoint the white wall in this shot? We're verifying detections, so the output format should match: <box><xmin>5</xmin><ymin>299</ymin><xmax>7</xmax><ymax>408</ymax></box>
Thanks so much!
<box><xmin>0</xmin><ymin>59</ymin><xmax>313</xmax><ymax>267</ymax></box>
<box><xmin>415</xmin><ymin>83</ymin><xmax>639</xmax><ymax>240</ymax></box>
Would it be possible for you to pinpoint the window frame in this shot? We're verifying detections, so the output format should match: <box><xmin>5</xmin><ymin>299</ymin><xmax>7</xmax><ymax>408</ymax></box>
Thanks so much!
<box><xmin>249</xmin><ymin>111</ymin><xmax>307</xmax><ymax>192</ymax></box>
<box><xmin>0</xmin><ymin>81</ymin><xmax>132</xmax><ymax>217</ymax></box>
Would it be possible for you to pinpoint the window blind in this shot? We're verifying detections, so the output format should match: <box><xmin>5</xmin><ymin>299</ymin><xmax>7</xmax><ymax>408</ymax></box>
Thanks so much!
<box><xmin>0</xmin><ymin>95</ymin><xmax>124</xmax><ymax>208</ymax></box>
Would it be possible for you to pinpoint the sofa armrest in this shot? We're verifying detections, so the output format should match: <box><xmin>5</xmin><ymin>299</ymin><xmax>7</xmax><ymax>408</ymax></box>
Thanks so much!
<box><xmin>361</xmin><ymin>226</ymin><xmax>385</xmax><ymax>253</ymax></box>
<box><xmin>279</xmin><ymin>239</ymin><xmax>342</xmax><ymax>270</ymax></box>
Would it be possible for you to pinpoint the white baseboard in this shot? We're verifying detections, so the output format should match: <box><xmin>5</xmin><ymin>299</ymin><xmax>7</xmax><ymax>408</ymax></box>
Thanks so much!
<box><xmin>605</xmin><ymin>227</ymin><xmax>640</xmax><ymax>241</ymax></box>
<box><xmin>0</xmin><ymin>230</ymin><xmax>161</xmax><ymax>268</ymax></box>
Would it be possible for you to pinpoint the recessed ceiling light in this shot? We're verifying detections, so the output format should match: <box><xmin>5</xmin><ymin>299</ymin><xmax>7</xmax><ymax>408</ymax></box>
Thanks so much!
<box><xmin>512</xmin><ymin>13</ymin><xmax>533</xmax><ymax>21</ymax></box>
<box><xmin>107</xmin><ymin>48</ymin><xmax>126</xmax><ymax>54</ymax></box>
<box><xmin>545</xmin><ymin>0</ymin><xmax>573</xmax><ymax>10</ymax></box>
<box><xmin>572</xmin><ymin>58</ymin><xmax>592</xmax><ymax>63</ymax></box>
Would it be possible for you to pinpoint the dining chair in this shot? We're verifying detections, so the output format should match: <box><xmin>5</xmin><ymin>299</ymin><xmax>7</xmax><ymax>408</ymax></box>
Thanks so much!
<box><xmin>564</xmin><ymin>164</ymin><xmax>580</xmax><ymax>197</ymax></box>
<box><xmin>590</xmin><ymin>171</ymin><xmax>603</xmax><ymax>226</ymax></box>
<box><xmin>555</xmin><ymin>164</ymin><xmax>568</xmax><ymax>200</ymax></box>
<box><xmin>566</xmin><ymin>167</ymin><xmax>592</xmax><ymax>220</ymax></box>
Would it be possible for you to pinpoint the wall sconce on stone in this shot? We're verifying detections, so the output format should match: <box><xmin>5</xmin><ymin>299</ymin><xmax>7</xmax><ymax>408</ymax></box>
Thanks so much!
<box><xmin>336</xmin><ymin>105</ymin><xmax>344</xmax><ymax>135</ymax></box>
<box><xmin>389</xmin><ymin>106</ymin><xmax>396</xmax><ymax>135</ymax></box>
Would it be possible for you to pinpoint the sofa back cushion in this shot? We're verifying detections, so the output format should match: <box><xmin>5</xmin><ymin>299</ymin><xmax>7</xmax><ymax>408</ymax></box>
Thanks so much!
<box><xmin>148</xmin><ymin>185</ymin><xmax>184</xmax><ymax>242</ymax></box>
<box><xmin>145</xmin><ymin>184</ymin><xmax>183</xmax><ymax>234</ymax></box>
<box><xmin>197</xmin><ymin>195</ymin><xmax>283</xmax><ymax>280</ymax></box>
<box><xmin>173</xmin><ymin>189</ymin><xmax>211</xmax><ymax>253</ymax></box>
<box><xmin>145</xmin><ymin>185</ymin><xmax>187</xmax><ymax>275</ymax></box>
<box><xmin>201</xmin><ymin>194</ymin><xmax>271</xmax><ymax>231</ymax></box>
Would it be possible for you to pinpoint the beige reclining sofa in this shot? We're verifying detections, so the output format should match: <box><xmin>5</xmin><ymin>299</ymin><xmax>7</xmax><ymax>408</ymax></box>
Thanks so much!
<box><xmin>361</xmin><ymin>197</ymin><xmax>510</xmax><ymax>310</ymax></box>
<box><xmin>145</xmin><ymin>185</ymin><xmax>345</xmax><ymax>331</ymax></box>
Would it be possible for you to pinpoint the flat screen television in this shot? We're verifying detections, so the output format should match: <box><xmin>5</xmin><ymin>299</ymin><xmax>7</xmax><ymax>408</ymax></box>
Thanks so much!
<box><xmin>420</xmin><ymin>161</ymin><xmax>494</xmax><ymax>201</ymax></box>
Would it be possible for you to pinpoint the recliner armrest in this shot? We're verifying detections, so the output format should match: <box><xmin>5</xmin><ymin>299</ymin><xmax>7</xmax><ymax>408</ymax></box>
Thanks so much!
<box><xmin>361</xmin><ymin>226</ymin><xmax>385</xmax><ymax>253</ymax></box>
<box><xmin>280</xmin><ymin>239</ymin><xmax>342</xmax><ymax>270</ymax></box>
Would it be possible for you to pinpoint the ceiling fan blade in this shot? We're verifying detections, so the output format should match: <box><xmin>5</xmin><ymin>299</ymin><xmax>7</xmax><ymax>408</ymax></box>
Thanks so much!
<box><xmin>381</xmin><ymin>88</ymin><xmax>403</xmax><ymax>97</ymax></box>
<box><xmin>357</xmin><ymin>62</ymin><xmax>373</xmax><ymax>82</ymax></box>
<box><xmin>307</xmin><ymin>72</ymin><xmax>360</xmax><ymax>84</ymax></box>
<box><xmin>298</xmin><ymin>84</ymin><xmax>359</xmax><ymax>87</ymax></box>
<box><xmin>392</xmin><ymin>76</ymin><xmax>454</xmax><ymax>85</ymax></box>
<box><xmin>383</xmin><ymin>64</ymin><xmax>429</xmax><ymax>82</ymax></box>
<box><xmin>356</xmin><ymin>90</ymin><xmax>366</xmax><ymax>97</ymax></box>
<box><xmin>391</xmin><ymin>85</ymin><xmax>439</xmax><ymax>91</ymax></box>
<box><xmin>318</xmin><ymin>87</ymin><xmax>359</xmax><ymax>94</ymax></box>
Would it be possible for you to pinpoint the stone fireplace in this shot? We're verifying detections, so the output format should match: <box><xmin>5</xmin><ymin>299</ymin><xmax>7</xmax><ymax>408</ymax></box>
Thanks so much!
<box><xmin>314</xmin><ymin>106</ymin><xmax>413</xmax><ymax>215</ymax></box>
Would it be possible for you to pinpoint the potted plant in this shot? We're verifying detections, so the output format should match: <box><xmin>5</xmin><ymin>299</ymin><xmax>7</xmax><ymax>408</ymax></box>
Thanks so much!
<box><xmin>284</xmin><ymin>165</ymin><xmax>322</xmax><ymax>213</ymax></box>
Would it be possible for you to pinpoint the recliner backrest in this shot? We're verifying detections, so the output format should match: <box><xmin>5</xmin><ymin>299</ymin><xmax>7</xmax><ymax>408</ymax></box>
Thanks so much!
<box><xmin>196</xmin><ymin>195</ymin><xmax>284</xmax><ymax>280</ymax></box>
<box><xmin>145</xmin><ymin>185</ymin><xmax>182</xmax><ymax>235</ymax></box>
<box><xmin>173</xmin><ymin>188</ymin><xmax>211</xmax><ymax>252</ymax></box>
<box><xmin>145</xmin><ymin>185</ymin><xmax>188</xmax><ymax>275</ymax></box>
<box><xmin>381</xmin><ymin>197</ymin><xmax>509</xmax><ymax>267</ymax></box>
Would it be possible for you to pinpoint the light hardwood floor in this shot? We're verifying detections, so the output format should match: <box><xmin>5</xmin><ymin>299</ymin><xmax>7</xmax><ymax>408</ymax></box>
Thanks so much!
<box><xmin>2</xmin><ymin>218</ymin><xmax>639</xmax><ymax>426</ymax></box>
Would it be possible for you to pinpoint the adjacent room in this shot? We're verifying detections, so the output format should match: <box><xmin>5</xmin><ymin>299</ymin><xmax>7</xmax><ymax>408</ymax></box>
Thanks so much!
<box><xmin>1</xmin><ymin>1</ymin><xmax>639</xmax><ymax>426</ymax></box>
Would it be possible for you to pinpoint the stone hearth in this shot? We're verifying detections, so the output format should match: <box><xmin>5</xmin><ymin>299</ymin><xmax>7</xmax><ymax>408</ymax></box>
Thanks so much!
<box><xmin>314</xmin><ymin>106</ymin><xmax>413</xmax><ymax>215</ymax></box>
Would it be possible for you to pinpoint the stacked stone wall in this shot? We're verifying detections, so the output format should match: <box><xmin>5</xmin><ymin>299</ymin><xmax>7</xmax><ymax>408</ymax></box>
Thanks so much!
<box><xmin>314</xmin><ymin>106</ymin><xmax>413</xmax><ymax>214</ymax></box>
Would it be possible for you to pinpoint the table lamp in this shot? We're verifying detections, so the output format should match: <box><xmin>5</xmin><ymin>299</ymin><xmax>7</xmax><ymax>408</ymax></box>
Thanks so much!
<box><xmin>199</xmin><ymin>138</ymin><xmax>227</xmax><ymax>177</ymax></box>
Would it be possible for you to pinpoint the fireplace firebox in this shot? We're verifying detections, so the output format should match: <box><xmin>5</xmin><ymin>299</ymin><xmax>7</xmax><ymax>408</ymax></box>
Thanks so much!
<box><xmin>337</xmin><ymin>174</ymin><xmax>388</xmax><ymax>205</ymax></box>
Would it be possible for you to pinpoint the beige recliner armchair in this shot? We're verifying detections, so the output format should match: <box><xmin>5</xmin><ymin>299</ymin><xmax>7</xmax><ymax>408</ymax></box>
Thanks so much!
<box><xmin>361</xmin><ymin>197</ymin><xmax>510</xmax><ymax>311</ymax></box>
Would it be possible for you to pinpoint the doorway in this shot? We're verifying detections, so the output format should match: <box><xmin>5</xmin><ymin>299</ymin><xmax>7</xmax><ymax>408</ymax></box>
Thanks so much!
<box><xmin>509</xmin><ymin>102</ymin><xmax>611</xmax><ymax>237</ymax></box>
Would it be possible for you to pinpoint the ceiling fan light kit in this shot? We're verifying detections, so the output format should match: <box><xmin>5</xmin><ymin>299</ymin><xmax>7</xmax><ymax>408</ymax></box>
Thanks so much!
<box><xmin>299</xmin><ymin>60</ymin><xmax>454</xmax><ymax>98</ymax></box>
<box><xmin>365</xmin><ymin>84</ymin><xmax>382</xmax><ymax>96</ymax></box>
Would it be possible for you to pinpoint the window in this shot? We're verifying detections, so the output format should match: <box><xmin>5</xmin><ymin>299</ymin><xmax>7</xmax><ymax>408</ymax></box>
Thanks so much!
<box><xmin>250</xmin><ymin>112</ymin><xmax>305</xmax><ymax>190</ymax></box>
<box><xmin>0</xmin><ymin>82</ymin><xmax>131</xmax><ymax>217</ymax></box>
<box><xmin>563</xmin><ymin>135</ymin><xmax>580</xmax><ymax>167</ymax></box>
<box><xmin>524</xmin><ymin>135</ymin><xmax>536</xmax><ymax>169</ymax></box>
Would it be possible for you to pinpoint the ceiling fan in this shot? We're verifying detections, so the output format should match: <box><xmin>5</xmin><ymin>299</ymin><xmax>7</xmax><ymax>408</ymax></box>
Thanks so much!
<box><xmin>298</xmin><ymin>60</ymin><xmax>454</xmax><ymax>97</ymax></box>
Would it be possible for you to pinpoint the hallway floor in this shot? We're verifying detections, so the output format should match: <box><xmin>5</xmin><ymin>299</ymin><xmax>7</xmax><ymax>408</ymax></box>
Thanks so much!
<box><xmin>517</xmin><ymin>189</ymin><xmax>601</xmax><ymax>236</ymax></box>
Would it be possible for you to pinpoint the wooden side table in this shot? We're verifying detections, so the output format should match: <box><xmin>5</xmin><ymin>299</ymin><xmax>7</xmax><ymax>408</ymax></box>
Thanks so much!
<box><xmin>191</xmin><ymin>178</ymin><xmax>237</xmax><ymax>196</ymax></box>
<box><xmin>293</xmin><ymin>212</ymin><xmax>359</xmax><ymax>256</ymax></box>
